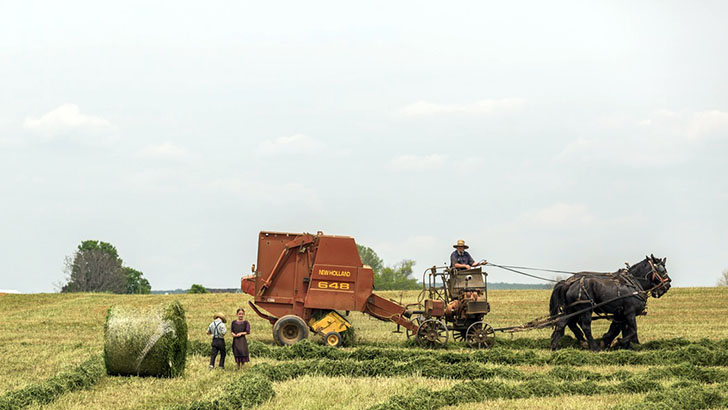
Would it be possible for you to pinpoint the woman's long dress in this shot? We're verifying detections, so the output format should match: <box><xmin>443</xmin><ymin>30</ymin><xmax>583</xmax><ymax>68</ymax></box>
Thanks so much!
<box><xmin>232</xmin><ymin>320</ymin><xmax>250</xmax><ymax>363</ymax></box>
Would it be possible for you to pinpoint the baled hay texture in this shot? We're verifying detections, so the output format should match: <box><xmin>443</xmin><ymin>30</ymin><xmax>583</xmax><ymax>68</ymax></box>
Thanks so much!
<box><xmin>104</xmin><ymin>301</ymin><xmax>187</xmax><ymax>377</ymax></box>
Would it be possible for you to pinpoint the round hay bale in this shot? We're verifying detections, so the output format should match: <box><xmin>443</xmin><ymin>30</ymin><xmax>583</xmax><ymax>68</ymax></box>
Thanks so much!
<box><xmin>104</xmin><ymin>300</ymin><xmax>187</xmax><ymax>377</ymax></box>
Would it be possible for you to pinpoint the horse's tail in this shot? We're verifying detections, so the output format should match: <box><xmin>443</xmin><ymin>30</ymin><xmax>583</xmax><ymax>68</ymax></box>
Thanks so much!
<box><xmin>550</xmin><ymin>281</ymin><xmax>568</xmax><ymax>317</ymax></box>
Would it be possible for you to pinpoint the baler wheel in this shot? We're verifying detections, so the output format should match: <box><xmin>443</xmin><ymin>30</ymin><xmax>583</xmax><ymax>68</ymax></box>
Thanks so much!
<box><xmin>273</xmin><ymin>315</ymin><xmax>310</xmax><ymax>346</ymax></box>
<box><xmin>324</xmin><ymin>331</ymin><xmax>343</xmax><ymax>348</ymax></box>
<box><xmin>416</xmin><ymin>319</ymin><xmax>449</xmax><ymax>347</ymax></box>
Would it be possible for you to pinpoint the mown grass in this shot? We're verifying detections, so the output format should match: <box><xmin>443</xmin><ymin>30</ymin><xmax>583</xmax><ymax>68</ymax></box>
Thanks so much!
<box><xmin>1</xmin><ymin>286</ymin><xmax>727</xmax><ymax>409</ymax></box>
<box><xmin>0</xmin><ymin>356</ymin><xmax>103</xmax><ymax>410</ymax></box>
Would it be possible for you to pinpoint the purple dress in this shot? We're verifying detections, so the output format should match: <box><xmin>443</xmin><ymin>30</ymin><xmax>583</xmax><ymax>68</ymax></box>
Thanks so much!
<box><xmin>231</xmin><ymin>320</ymin><xmax>250</xmax><ymax>363</ymax></box>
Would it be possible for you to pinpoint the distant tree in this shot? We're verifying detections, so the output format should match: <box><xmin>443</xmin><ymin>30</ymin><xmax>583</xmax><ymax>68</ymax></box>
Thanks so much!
<box><xmin>357</xmin><ymin>244</ymin><xmax>419</xmax><ymax>290</ymax></box>
<box><xmin>357</xmin><ymin>244</ymin><xmax>384</xmax><ymax>274</ymax></box>
<box><xmin>124</xmin><ymin>267</ymin><xmax>151</xmax><ymax>294</ymax></box>
<box><xmin>61</xmin><ymin>240</ymin><xmax>126</xmax><ymax>293</ymax></box>
<box><xmin>718</xmin><ymin>269</ymin><xmax>728</xmax><ymax>287</ymax></box>
<box><xmin>548</xmin><ymin>275</ymin><xmax>569</xmax><ymax>289</ymax></box>
<box><xmin>376</xmin><ymin>260</ymin><xmax>420</xmax><ymax>290</ymax></box>
<box><xmin>188</xmin><ymin>284</ymin><xmax>208</xmax><ymax>294</ymax></box>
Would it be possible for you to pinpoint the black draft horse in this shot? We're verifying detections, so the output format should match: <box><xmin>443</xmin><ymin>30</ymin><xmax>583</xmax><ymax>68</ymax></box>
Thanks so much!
<box><xmin>549</xmin><ymin>255</ymin><xmax>671</xmax><ymax>351</ymax></box>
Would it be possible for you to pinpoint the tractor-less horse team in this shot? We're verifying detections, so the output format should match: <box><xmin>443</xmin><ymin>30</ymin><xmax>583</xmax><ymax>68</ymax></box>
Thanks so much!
<box><xmin>241</xmin><ymin>231</ymin><xmax>671</xmax><ymax>350</ymax></box>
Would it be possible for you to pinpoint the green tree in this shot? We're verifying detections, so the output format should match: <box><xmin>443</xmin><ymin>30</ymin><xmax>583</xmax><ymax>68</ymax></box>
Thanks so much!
<box><xmin>376</xmin><ymin>260</ymin><xmax>420</xmax><ymax>290</ymax></box>
<box><xmin>188</xmin><ymin>284</ymin><xmax>208</xmax><ymax>294</ymax></box>
<box><xmin>718</xmin><ymin>269</ymin><xmax>728</xmax><ymax>287</ymax></box>
<box><xmin>61</xmin><ymin>240</ymin><xmax>126</xmax><ymax>293</ymax></box>
<box><xmin>356</xmin><ymin>244</ymin><xmax>384</xmax><ymax>274</ymax></box>
<box><xmin>357</xmin><ymin>244</ymin><xmax>420</xmax><ymax>290</ymax></box>
<box><xmin>124</xmin><ymin>267</ymin><xmax>151</xmax><ymax>294</ymax></box>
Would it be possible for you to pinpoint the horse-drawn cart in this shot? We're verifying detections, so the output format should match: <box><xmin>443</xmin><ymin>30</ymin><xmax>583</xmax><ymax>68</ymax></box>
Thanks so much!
<box><xmin>406</xmin><ymin>266</ymin><xmax>495</xmax><ymax>348</ymax></box>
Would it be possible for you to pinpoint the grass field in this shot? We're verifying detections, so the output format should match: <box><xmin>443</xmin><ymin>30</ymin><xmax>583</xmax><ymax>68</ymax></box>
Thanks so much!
<box><xmin>1</xmin><ymin>287</ymin><xmax>728</xmax><ymax>409</ymax></box>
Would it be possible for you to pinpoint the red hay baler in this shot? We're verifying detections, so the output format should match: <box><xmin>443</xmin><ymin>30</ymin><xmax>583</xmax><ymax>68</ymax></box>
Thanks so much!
<box><xmin>241</xmin><ymin>231</ymin><xmax>417</xmax><ymax>347</ymax></box>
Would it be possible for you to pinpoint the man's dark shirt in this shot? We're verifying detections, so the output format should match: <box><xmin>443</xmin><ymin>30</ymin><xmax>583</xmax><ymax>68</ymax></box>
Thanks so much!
<box><xmin>450</xmin><ymin>250</ymin><xmax>475</xmax><ymax>270</ymax></box>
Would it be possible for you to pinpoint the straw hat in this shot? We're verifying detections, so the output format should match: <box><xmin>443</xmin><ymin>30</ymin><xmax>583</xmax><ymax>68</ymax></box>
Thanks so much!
<box><xmin>452</xmin><ymin>239</ymin><xmax>469</xmax><ymax>249</ymax></box>
<box><xmin>214</xmin><ymin>312</ymin><xmax>227</xmax><ymax>323</ymax></box>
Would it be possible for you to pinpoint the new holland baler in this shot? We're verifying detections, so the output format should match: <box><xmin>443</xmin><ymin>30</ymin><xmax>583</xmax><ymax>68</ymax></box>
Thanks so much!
<box><xmin>241</xmin><ymin>231</ymin><xmax>416</xmax><ymax>347</ymax></box>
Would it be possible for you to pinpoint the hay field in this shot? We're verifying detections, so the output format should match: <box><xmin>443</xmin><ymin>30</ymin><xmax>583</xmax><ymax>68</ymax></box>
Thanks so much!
<box><xmin>1</xmin><ymin>287</ymin><xmax>727</xmax><ymax>409</ymax></box>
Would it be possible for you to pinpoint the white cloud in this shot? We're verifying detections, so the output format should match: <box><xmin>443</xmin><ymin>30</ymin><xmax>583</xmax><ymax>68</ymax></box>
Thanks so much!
<box><xmin>457</xmin><ymin>157</ymin><xmax>483</xmax><ymax>173</ymax></box>
<box><xmin>24</xmin><ymin>104</ymin><xmax>117</xmax><ymax>144</ymax></box>
<box><xmin>256</xmin><ymin>134</ymin><xmax>326</xmax><ymax>157</ymax></box>
<box><xmin>522</xmin><ymin>203</ymin><xmax>595</xmax><ymax>228</ymax></box>
<box><xmin>557</xmin><ymin>109</ymin><xmax>728</xmax><ymax>167</ymax></box>
<box><xmin>212</xmin><ymin>177</ymin><xmax>323</xmax><ymax>211</ymax></box>
<box><xmin>686</xmin><ymin>110</ymin><xmax>728</xmax><ymax>140</ymax></box>
<box><xmin>400</xmin><ymin>98</ymin><xmax>525</xmax><ymax>117</ymax></box>
<box><xmin>371</xmin><ymin>234</ymin><xmax>438</xmax><ymax>265</ymax></box>
<box><xmin>389</xmin><ymin>154</ymin><xmax>448</xmax><ymax>171</ymax></box>
<box><xmin>137</xmin><ymin>142</ymin><xmax>190</xmax><ymax>160</ymax></box>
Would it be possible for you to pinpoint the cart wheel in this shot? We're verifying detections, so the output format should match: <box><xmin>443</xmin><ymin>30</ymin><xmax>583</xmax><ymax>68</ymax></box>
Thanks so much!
<box><xmin>406</xmin><ymin>315</ymin><xmax>426</xmax><ymax>340</ymax></box>
<box><xmin>451</xmin><ymin>329</ymin><xmax>467</xmax><ymax>342</ymax></box>
<box><xmin>272</xmin><ymin>315</ymin><xmax>310</xmax><ymax>346</ymax></box>
<box><xmin>465</xmin><ymin>321</ymin><xmax>495</xmax><ymax>349</ymax></box>
<box><xmin>324</xmin><ymin>331</ymin><xmax>343</xmax><ymax>348</ymax></box>
<box><xmin>416</xmin><ymin>319</ymin><xmax>449</xmax><ymax>347</ymax></box>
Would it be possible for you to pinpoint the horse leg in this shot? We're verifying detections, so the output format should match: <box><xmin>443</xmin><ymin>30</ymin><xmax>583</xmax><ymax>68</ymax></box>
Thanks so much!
<box><xmin>578</xmin><ymin>313</ymin><xmax>600</xmax><ymax>351</ymax></box>
<box><xmin>616</xmin><ymin>315</ymin><xmax>639</xmax><ymax>350</ymax></box>
<box><xmin>567</xmin><ymin>321</ymin><xmax>588</xmax><ymax>348</ymax></box>
<box><xmin>600</xmin><ymin>320</ymin><xmax>622</xmax><ymax>350</ymax></box>
<box><xmin>632</xmin><ymin>324</ymin><xmax>641</xmax><ymax>345</ymax></box>
<box><xmin>551</xmin><ymin>320</ymin><xmax>567</xmax><ymax>350</ymax></box>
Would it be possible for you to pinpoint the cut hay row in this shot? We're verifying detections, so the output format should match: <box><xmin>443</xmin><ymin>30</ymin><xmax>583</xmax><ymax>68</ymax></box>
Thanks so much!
<box><xmin>188</xmin><ymin>338</ymin><xmax>728</xmax><ymax>367</ymax></box>
<box><xmin>477</xmin><ymin>336</ymin><xmax>728</xmax><ymax>351</ymax></box>
<box><xmin>104</xmin><ymin>301</ymin><xmax>188</xmax><ymax>378</ymax></box>
<box><xmin>367</xmin><ymin>379</ymin><xmax>728</xmax><ymax>410</ymax></box>
<box><xmin>165</xmin><ymin>373</ymin><xmax>274</xmax><ymax>410</ymax></box>
<box><xmin>168</xmin><ymin>355</ymin><xmax>728</xmax><ymax>410</ymax></box>
<box><xmin>0</xmin><ymin>356</ymin><xmax>104</xmax><ymax>410</ymax></box>
<box><xmin>252</xmin><ymin>359</ymin><xmax>728</xmax><ymax>385</ymax></box>
<box><xmin>186</xmin><ymin>337</ymin><xmax>728</xmax><ymax>357</ymax></box>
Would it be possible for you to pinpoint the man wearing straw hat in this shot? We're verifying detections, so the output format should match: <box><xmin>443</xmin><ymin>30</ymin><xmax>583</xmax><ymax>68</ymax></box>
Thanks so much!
<box><xmin>450</xmin><ymin>239</ymin><xmax>486</xmax><ymax>271</ymax></box>
<box><xmin>447</xmin><ymin>239</ymin><xmax>486</xmax><ymax>318</ymax></box>
<box><xmin>207</xmin><ymin>312</ymin><xmax>227</xmax><ymax>369</ymax></box>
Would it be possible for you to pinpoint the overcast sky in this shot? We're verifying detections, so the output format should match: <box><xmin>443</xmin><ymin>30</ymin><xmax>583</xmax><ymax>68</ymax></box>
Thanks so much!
<box><xmin>1</xmin><ymin>1</ymin><xmax>727</xmax><ymax>293</ymax></box>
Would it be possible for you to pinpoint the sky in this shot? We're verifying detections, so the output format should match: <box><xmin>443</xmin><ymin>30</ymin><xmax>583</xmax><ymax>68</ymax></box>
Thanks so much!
<box><xmin>1</xmin><ymin>1</ymin><xmax>727</xmax><ymax>293</ymax></box>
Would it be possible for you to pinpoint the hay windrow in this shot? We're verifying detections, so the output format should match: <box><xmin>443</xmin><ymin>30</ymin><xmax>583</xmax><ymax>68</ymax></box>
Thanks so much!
<box><xmin>365</xmin><ymin>375</ymin><xmax>721</xmax><ymax>410</ymax></box>
<box><xmin>0</xmin><ymin>356</ymin><xmax>104</xmax><ymax>410</ymax></box>
<box><xmin>166</xmin><ymin>373</ymin><xmax>274</xmax><ymax>410</ymax></box>
<box><xmin>187</xmin><ymin>338</ymin><xmax>728</xmax><ymax>368</ymax></box>
<box><xmin>104</xmin><ymin>300</ymin><xmax>187</xmax><ymax>377</ymax></box>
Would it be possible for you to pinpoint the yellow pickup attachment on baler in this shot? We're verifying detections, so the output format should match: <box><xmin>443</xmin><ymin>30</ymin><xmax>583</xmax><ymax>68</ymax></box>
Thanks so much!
<box><xmin>309</xmin><ymin>311</ymin><xmax>351</xmax><ymax>347</ymax></box>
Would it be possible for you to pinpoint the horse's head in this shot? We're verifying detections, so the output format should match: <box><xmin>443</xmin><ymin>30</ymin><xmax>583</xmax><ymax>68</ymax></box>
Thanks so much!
<box><xmin>645</xmin><ymin>254</ymin><xmax>671</xmax><ymax>298</ymax></box>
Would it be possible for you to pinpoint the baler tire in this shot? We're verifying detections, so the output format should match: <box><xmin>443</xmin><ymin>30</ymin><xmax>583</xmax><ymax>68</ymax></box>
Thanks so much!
<box><xmin>273</xmin><ymin>315</ymin><xmax>309</xmax><ymax>346</ymax></box>
<box><xmin>324</xmin><ymin>331</ymin><xmax>343</xmax><ymax>348</ymax></box>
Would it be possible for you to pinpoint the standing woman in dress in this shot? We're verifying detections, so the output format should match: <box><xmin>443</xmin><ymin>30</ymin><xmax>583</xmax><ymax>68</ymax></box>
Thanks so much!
<box><xmin>231</xmin><ymin>307</ymin><xmax>250</xmax><ymax>368</ymax></box>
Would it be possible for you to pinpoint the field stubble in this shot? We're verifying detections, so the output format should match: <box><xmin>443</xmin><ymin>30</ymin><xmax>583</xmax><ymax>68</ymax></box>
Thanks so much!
<box><xmin>1</xmin><ymin>287</ymin><xmax>727</xmax><ymax>409</ymax></box>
